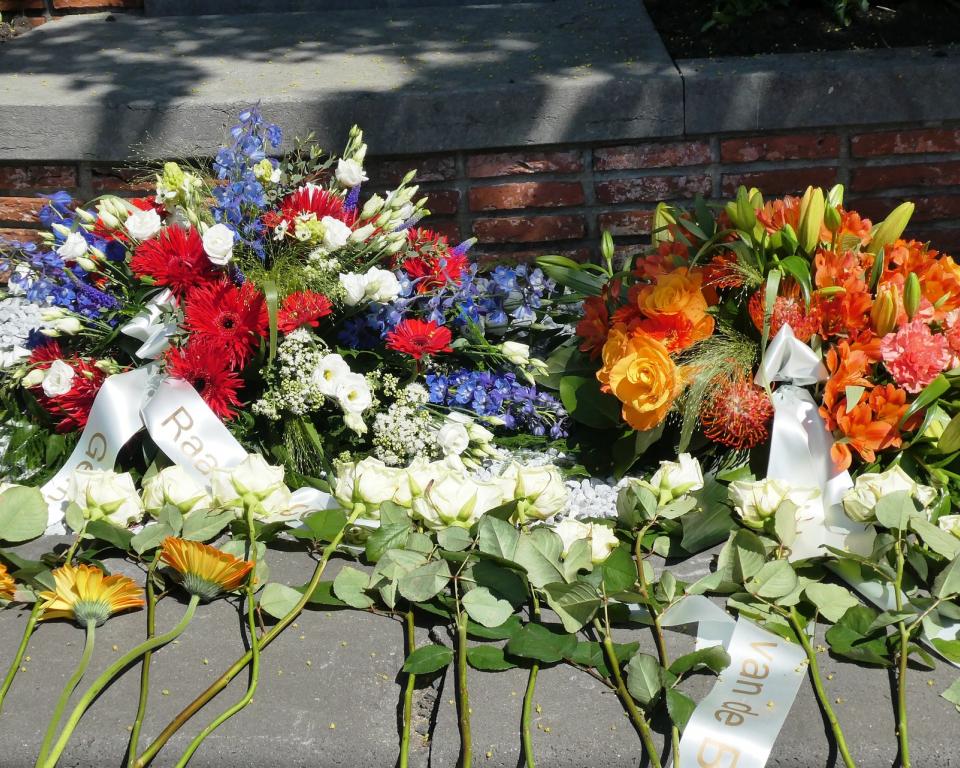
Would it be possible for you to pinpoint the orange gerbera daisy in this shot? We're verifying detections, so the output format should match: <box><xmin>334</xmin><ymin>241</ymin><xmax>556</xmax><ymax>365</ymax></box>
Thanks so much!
<box><xmin>0</xmin><ymin>562</ymin><xmax>15</xmax><ymax>601</ymax></box>
<box><xmin>160</xmin><ymin>537</ymin><xmax>254</xmax><ymax>601</ymax></box>
<box><xmin>38</xmin><ymin>564</ymin><xmax>144</xmax><ymax>627</ymax></box>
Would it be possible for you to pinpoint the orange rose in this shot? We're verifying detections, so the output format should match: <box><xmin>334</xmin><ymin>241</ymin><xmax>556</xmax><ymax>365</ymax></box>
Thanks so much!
<box><xmin>635</xmin><ymin>268</ymin><xmax>714</xmax><ymax>346</ymax></box>
<box><xmin>597</xmin><ymin>329</ymin><xmax>679</xmax><ymax>432</ymax></box>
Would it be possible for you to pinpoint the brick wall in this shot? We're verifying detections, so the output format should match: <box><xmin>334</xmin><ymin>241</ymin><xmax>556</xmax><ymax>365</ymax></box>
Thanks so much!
<box><xmin>5</xmin><ymin>123</ymin><xmax>960</xmax><ymax>260</ymax></box>
<box><xmin>0</xmin><ymin>0</ymin><xmax>139</xmax><ymax>25</ymax></box>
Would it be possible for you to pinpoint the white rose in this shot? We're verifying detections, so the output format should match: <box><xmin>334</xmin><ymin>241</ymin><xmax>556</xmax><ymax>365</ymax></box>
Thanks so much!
<box><xmin>67</xmin><ymin>469</ymin><xmax>144</xmax><ymax>527</ymax></box>
<box><xmin>650</xmin><ymin>453</ymin><xmax>704</xmax><ymax>503</ymax></box>
<box><xmin>42</xmin><ymin>359</ymin><xmax>75</xmax><ymax>397</ymax></box>
<box><xmin>336</xmin><ymin>158</ymin><xmax>368</xmax><ymax>188</ymax></box>
<box><xmin>412</xmin><ymin>473</ymin><xmax>489</xmax><ymax>530</ymax></box>
<box><xmin>333</xmin><ymin>457</ymin><xmax>404</xmax><ymax>514</ymax></box>
<box><xmin>311</xmin><ymin>353</ymin><xmax>351</xmax><ymax>397</ymax></box>
<box><xmin>321</xmin><ymin>216</ymin><xmax>352</xmax><ymax>252</ymax></box>
<box><xmin>125</xmin><ymin>208</ymin><xmax>162</xmax><ymax>241</ymax></box>
<box><xmin>254</xmin><ymin>485</ymin><xmax>304</xmax><ymax>525</ymax></box>
<box><xmin>210</xmin><ymin>454</ymin><xmax>286</xmax><ymax>514</ymax></box>
<box><xmin>56</xmin><ymin>232</ymin><xmax>88</xmax><ymax>261</ymax></box>
<box><xmin>729</xmin><ymin>478</ymin><xmax>819</xmax><ymax>531</ymax></box>
<box><xmin>339</xmin><ymin>273</ymin><xmax>367</xmax><ymax>306</ymax></box>
<box><xmin>202</xmin><ymin>223</ymin><xmax>235</xmax><ymax>266</ymax></box>
<box><xmin>589</xmin><ymin>523</ymin><xmax>620</xmax><ymax>564</ymax></box>
<box><xmin>510</xmin><ymin>464</ymin><xmax>568</xmax><ymax>522</ymax></box>
<box><xmin>437</xmin><ymin>421</ymin><xmax>470</xmax><ymax>457</ymax></box>
<box><xmin>843</xmin><ymin>465</ymin><xmax>936</xmax><ymax>523</ymax></box>
<box><xmin>336</xmin><ymin>372</ymin><xmax>372</xmax><ymax>415</ymax></box>
<box><xmin>364</xmin><ymin>268</ymin><xmax>401</xmax><ymax>303</ymax></box>
<box><xmin>142</xmin><ymin>466</ymin><xmax>211</xmax><ymax>516</ymax></box>
<box><xmin>938</xmin><ymin>515</ymin><xmax>960</xmax><ymax>539</ymax></box>
<box><xmin>553</xmin><ymin>518</ymin><xmax>591</xmax><ymax>558</ymax></box>
<box><xmin>501</xmin><ymin>341</ymin><xmax>531</xmax><ymax>366</ymax></box>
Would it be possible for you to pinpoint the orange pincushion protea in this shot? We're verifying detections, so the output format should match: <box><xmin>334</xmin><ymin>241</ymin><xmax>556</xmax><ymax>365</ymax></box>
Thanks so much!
<box><xmin>38</xmin><ymin>564</ymin><xmax>144</xmax><ymax>627</ymax></box>
<box><xmin>0</xmin><ymin>562</ymin><xmax>15</xmax><ymax>601</ymax></box>
<box><xmin>160</xmin><ymin>537</ymin><xmax>254</xmax><ymax>601</ymax></box>
<box><xmin>747</xmin><ymin>282</ymin><xmax>820</xmax><ymax>343</ymax></box>
<box><xmin>701</xmin><ymin>375</ymin><xmax>774</xmax><ymax>450</ymax></box>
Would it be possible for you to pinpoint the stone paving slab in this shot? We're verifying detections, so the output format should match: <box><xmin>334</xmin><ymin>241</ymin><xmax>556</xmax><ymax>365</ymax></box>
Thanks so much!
<box><xmin>0</xmin><ymin>1</ymin><xmax>681</xmax><ymax>161</ymax></box>
<box><xmin>0</xmin><ymin>536</ymin><xmax>957</xmax><ymax>767</ymax></box>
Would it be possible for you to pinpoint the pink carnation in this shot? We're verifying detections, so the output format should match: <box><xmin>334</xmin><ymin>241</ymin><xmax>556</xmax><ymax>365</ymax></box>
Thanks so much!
<box><xmin>944</xmin><ymin>310</ymin><xmax>960</xmax><ymax>364</ymax></box>
<box><xmin>880</xmin><ymin>319</ymin><xmax>951</xmax><ymax>393</ymax></box>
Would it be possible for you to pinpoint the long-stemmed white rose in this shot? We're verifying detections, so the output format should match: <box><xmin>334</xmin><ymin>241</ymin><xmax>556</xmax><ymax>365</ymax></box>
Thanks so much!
<box><xmin>142</xmin><ymin>466</ymin><xmax>212</xmax><ymax>517</ymax></box>
<box><xmin>842</xmin><ymin>465</ymin><xmax>936</xmax><ymax>523</ymax></box>
<box><xmin>728</xmin><ymin>478</ymin><xmax>819</xmax><ymax>531</ymax></box>
<box><xmin>210</xmin><ymin>454</ymin><xmax>302</xmax><ymax>525</ymax></box>
<box><xmin>66</xmin><ymin>469</ymin><xmax>144</xmax><ymax>527</ymax></box>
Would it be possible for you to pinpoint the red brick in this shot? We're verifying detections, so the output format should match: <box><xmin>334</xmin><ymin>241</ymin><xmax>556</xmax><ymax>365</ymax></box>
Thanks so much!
<box><xmin>0</xmin><ymin>0</ymin><xmax>44</xmax><ymax>9</ymax></box>
<box><xmin>469</xmin><ymin>181</ymin><xmax>584</xmax><ymax>212</ymax></box>
<box><xmin>0</xmin><ymin>227</ymin><xmax>42</xmax><ymax>243</ymax></box>
<box><xmin>423</xmin><ymin>189</ymin><xmax>459</xmax><ymax>216</ymax></box>
<box><xmin>849</xmin><ymin>195</ymin><xmax>960</xmax><ymax>224</ymax></box>
<box><xmin>366</xmin><ymin>156</ymin><xmax>455</xmax><ymax>185</ymax></box>
<box><xmin>474</xmin><ymin>247</ymin><xmax>591</xmax><ymax>266</ymax></box>
<box><xmin>720</xmin><ymin>134</ymin><xmax>840</xmax><ymax>163</ymax></box>
<box><xmin>53</xmin><ymin>0</ymin><xmax>141</xmax><ymax>5</ymax></box>
<box><xmin>467</xmin><ymin>150</ymin><xmax>582</xmax><ymax>179</ymax></box>
<box><xmin>472</xmin><ymin>215</ymin><xmax>585</xmax><ymax>244</ymax></box>
<box><xmin>910</xmin><ymin>227</ymin><xmax>960</xmax><ymax>253</ymax></box>
<box><xmin>91</xmin><ymin>167</ymin><xmax>155</xmax><ymax>195</ymax></box>
<box><xmin>851</xmin><ymin>162</ymin><xmax>960</xmax><ymax>192</ymax></box>
<box><xmin>721</xmin><ymin>167</ymin><xmax>837</xmax><ymax>196</ymax></box>
<box><xmin>0</xmin><ymin>165</ymin><xmax>77</xmax><ymax>192</ymax></box>
<box><xmin>595</xmin><ymin>175</ymin><xmax>711</xmax><ymax>204</ymax></box>
<box><xmin>851</xmin><ymin>128</ymin><xmax>960</xmax><ymax>158</ymax></box>
<box><xmin>427</xmin><ymin>220</ymin><xmax>461</xmax><ymax>243</ymax></box>
<box><xmin>0</xmin><ymin>197</ymin><xmax>45</xmax><ymax>224</ymax></box>
<box><xmin>597</xmin><ymin>210</ymin><xmax>653</xmax><ymax>236</ymax></box>
<box><xmin>594</xmin><ymin>141</ymin><xmax>711</xmax><ymax>171</ymax></box>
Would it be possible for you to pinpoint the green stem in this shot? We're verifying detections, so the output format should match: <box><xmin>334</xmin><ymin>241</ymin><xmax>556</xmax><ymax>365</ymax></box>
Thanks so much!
<box><xmin>894</xmin><ymin>538</ymin><xmax>911</xmax><ymax>768</ymax></box>
<box><xmin>62</xmin><ymin>521</ymin><xmax>87</xmax><ymax>565</ymax></box>
<box><xmin>170</xmin><ymin>509</ymin><xmax>262</xmax><ymax>768</ymax></box>
<box><xmin>127</xmin><ymin>553</ymin><xmax>162</xmax><ymax>768</ymax></box>
<box><xmin>520</xmin><ymin>594</ymin><xmax>540</xmax><ymax>768</ymax></box>
<box><xmin>399</xmin><ymin>609</ymin><xmax>416</xmax><ymax>768</ymax></box>
<box><xmin>35</xmin><ymin>620</ymin><xmax>96</xmax><ymax>768</ymax></box>
<box><xmin>0</xmin><ymin>600</ymin><xmax>42</xmax><ymax>716</ymax></box>
<box><xmin>592</xmin><ymin>619</ymin><xmax>662</xmax><ymax>768</ymax></box>
<box><xmin>40</xmin><ymin>595</ymin><xmax>200</xmax><ymax>768</ymax></box>
<box><xmin>456</xmin><ymin>610</ymin><xmax>472</xmax><ymax>768</ymax></box>
<box><xmin>787</xmin><ymin>609</ymin><xmax>857</xmax><ymax>768</ymax></box>
<box><xmin>133</xmin><ymin>505</ymin><xmax>364</xmax><ymax>768</ymax></box>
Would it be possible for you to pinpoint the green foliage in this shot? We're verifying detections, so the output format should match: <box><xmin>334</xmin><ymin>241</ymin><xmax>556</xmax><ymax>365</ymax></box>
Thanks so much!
<box><xmin>705</xmin><ymin>0</ymin><xmax>870</xmax><ymax>30</ymax></box>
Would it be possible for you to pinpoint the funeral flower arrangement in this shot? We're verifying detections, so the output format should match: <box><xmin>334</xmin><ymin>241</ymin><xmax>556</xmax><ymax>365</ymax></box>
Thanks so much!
<box><xmin>0</xmin><ymin>108</ymin><xmax>959</xmax><ymax>768</ymax></box>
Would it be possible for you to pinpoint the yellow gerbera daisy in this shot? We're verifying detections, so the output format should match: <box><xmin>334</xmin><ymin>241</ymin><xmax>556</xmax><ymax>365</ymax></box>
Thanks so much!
<box><xmin>38</xmin><ymin>564</ymin><xmax>144</xmax><ymax>626</ymax></box>
<box><xmin>160</xmin><ymin>537</ymin><xmax>254</xmax><ymax>601</ymax></box>
<box><xmin>0</xmin><ymin>562</ymin><xmax>15</xmax><ymax>601</ymax></box>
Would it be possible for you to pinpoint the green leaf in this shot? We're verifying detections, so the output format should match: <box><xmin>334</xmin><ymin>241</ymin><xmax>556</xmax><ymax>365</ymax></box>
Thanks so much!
<box><xmin>542</xmin><ymin>581</ymin><xmax>602</xmax><ymax>632</ymax></box>
<box><xmin>938</xmin><ymin>412</ymin><xmax>960</xmax><ymax>454</ymax></box>
<box><xmin>824</xmin><ymin>605</ymin><xmax>891</xmax><ymax>667</ymax></box>
<box><xmin>365</xmin><ymin>509</ymin><xmax>412</xmax><ymax>563</ymax></box>
<box><xmin>467</xmin><ymin>614</ymin><xmax>522</xmax><ymax>641</ymax></box>
<box><xmin>866</xmin><ymin>610</ymin><xmax>916</xmax><ymax>634</ymax></box>
<box><xmin>561</xmin><ymin>538</ymin><xmax>593</xmax><ymax>582</ymax></box>
<box><xmin>625</xmin><ymin>652</ymin><xmax>662</xmax><ymax>707</ymax></box>
<box><xmin>181</xmin><ymin>508</ymin><xmax>235</xmax><ymax>542</ymax></box>
<box><xmin>900</xmin><ymin>375</ymin><xmax>950</xmax><ymax>428</ymax></box>
<box><xmin>462</xmin><ymin>586</ymin><xmax>514</xmax><ymax>628</ymax></box>
<box><xmin>333</xmin><ymin>566</ymin><xmax>375</xmax><ymax>609</ymax></box>
<box><xmin>596</xmin><ymin>545</ymin><xmax>635</xmax><ymax>593</ymax></box>
<box><xmin>371</xmin><ymin>548</ymin><xmax>427</xmax><ymax>582</ymax></box>
<box><xmin>64</xmin><ymin>502</ymin><xmax>84</xmax><ymax>534</ymax></box>
<box><xmin>682</xmin><ymin>480</ymin><xmax>736</xmax><ymax>553</ymax></box>
<box><xmin>875</xmin><ymin>491</ymin><xmax>916</xmax><ymax>530</ymax></box>
<box><xmin>156</xmin><ymin>504</ymin><xmax>183</xmax><ymax>536</ymax></box>
<box><xmin>933</xmin><ymin>553</ymin><xmax>960</xmax><ymax>599</ymax></box>
<box><xmin>301</xmin><ymin>579</ymin><xmax>346</xmax><ymax>607</ymax></box>
<box><xmin>0</xmin><ymin>486</ymin><xmax>47</xmax><ymax>543</ymax></box>
<box><xmin>804</xmin><ymin>582</ymin><xmax>861</xmax><ymax>623</ymax></box>
<box><xmin>403</xmin><ymin>644</ymin><xmax>453</xmax><ymax>674</ymax></box>
<box><xmin>559</xmin><ymin>376</ymin><xmax>621</xmax><ymax>430</ymax></box>
<box><xmin>747</xmin><ymin>559</ymin><xmax>798</xmax><ymax>600</ymax></box>
<box><xmin>569</xmin><ymin>640</ymin><xmax>639</xmax><ymax>676</ymax></box>
<box><xmin>259</xmin><ymin>582</ymin><xmax>302</xmax><ymax>619</ymax></box>
<box><xmin>666</xmin><ymin>688</ymin><xmax>697</xmax><ymax>731</ymax></box>
<box><xmin>85</xmin><ymin>519</ymin><xmax>134</xmax><ymax>551</ymax></box>
<box><xmin>467</xmin><ymin>645</ymin><xmax>517</xmax><ymax>672</ymax></box>
<box><xmin>616</xmin><ymin>482</ymin><xmax>659</xmax><ymax>528</ymax></box>
<box><xmin>301</xmin><ymin>508</ymin><xmax>348</xmax><ymax>542</ymax></box>
<box><xmin>941</xmin><ymin>677</ymin><xmax>960</xmax><ymax>707</ymax></box>
<box><xmin>505</xmin><ymin>623</ymin><xmax>577</xmax><ymax>664</ymax></box>
<box><xmin>538</xmin><ymin>255</ymin><xmax>605</xmax><ymax>296</ymax></box>
<box><xmin>477</xmin><ymin>515</ymin><xmax>519</xmax><ymax>560</ymax></box>
<box><xmin>717</xmin><ymin>529</ymin><xmax>766</xmax><ymax>583</ymax></box>
<box><xmin>472</xmin><ymin>559</ymin><xmax>526</xmax><ymax>607</ymax></box>
<box><xmin>398</xmin><ymin>560</ymin><xmax>451</xmax><ymax>602</ymax></box>
<box><xmin>514</xmin><ymin>527</ymin><xmax>564</xmax><ymax>588</ymax></box>
<box><xmin>668</xmin><ymin>646</ymin><xmax>731</xmax><ymax>677</ymax></box>
<box><xmin>438</xmin><ymin>526</ymin><xmax>473</xmax><ymax>552</ymax></box>
<box><xmin>131</xmin><ymin>523</ymin><xmax>175</xmax><ymax>555</ymax></box>
<box><xmin>910</xmin><ymin>517</ymin><xmax>960</xmax><ymax>560</ymax></box>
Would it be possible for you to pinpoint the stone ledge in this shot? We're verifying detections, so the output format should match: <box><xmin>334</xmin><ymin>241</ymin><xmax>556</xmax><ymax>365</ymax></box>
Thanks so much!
<box><xmin>0</xmin><ymin>536</ymin><xmax>957</xmax><ymax>767</ymax></box>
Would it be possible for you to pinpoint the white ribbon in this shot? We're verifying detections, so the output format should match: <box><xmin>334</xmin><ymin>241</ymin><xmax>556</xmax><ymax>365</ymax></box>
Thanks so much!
<box><xmin>119</xmin><ymin>289</ymin><xmax>178</xmax><ymax>360</ymax></box>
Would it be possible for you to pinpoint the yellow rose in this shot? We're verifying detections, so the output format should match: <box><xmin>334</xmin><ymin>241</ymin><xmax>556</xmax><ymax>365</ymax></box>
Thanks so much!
<box><xmin>598</xmin><ymin>330</ymin><xmax>679</xmax><ymax>432</ymax></box>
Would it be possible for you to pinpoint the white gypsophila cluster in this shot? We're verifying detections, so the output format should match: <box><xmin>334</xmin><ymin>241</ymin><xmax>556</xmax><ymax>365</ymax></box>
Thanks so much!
<box><xmin>0</xmin><ymin>296</ymin><xmax>43</xmax><ymax>369</ymax></box>
<box><xmin>372</xmin><ymin>380</ymin><xmax>440</xmax><ymax>466</ymax></box>
<box><xmin>252</xmin><ymin>328</ymin><xmax>329</xmax><ymax>420</ymax></box>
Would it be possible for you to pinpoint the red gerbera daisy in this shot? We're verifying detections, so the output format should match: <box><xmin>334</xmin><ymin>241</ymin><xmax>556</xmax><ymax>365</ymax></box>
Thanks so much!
<box><xmin>165</xmin><ymin>342</ymin><xmax>243</xmax><ymax>420</ymax></box>
<box><xmin>277</xmin><ymin>290</ymin><xmax>333</xmax><ymax>333</ymax></box>
<box><xmin>27</xmin><ymin>342</ymin><xmax>106</xmax><ymax>433</ymax></box>
<box><xmin>385</xmin><ymin>318</ymin><xmax>453</xmax><ymax>360</ymax></box>
<box><xmin>183</xmin><ymin>279</ymin><xmax>268</xmax><ymax>367</ymax></box>
<box><xmin>277</xmin><ymin>185</ymin><xmax>356</xmax><ymax>228</ymax></box>
<box><xmin>399</xmin><ymin>229</ymin><xmax>468</xmax><ymax>293</ymax></box>
<box><xmin>701</xmin><ymin>375</ymin><xmax>774</xmax><ymax>450</ymax></box>
<box><xmin>130</xmin><ymin>225</ymin><xmax>219</xmax><ymax>299</ymax></box>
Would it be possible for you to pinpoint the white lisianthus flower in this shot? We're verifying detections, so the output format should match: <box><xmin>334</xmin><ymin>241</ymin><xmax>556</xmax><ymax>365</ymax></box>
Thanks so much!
<box><xmin>938</xmin><ymin>515</ymin><xmax>960</xmax><ymax>539</ymax></box>
<box><xmin>321</xmin><ymin>216</ymin><xmax>352</xmax><ymax>252</ymax></box>
<box><xmin>42</xmin><ymin>359</ymin><xmax>75</xmax><ymax>397</ymax></box>
<box><xmin>553</xmin><ymin>518</ymin><xmax>591</xmax><ymax>558</ymax></box>
<box><xmin>364</xmin><ymin>268</ymin><xmax>402</xmax><ymax>303</ymax></box>
<box><xmin>437</xmin><ymin>420</ymin><xmax>470</xmax><ymax>457</ymax></box>
<box><xmin>56</xmin><ymin>232</ymin><xmax>88</xmax><ymax>261</ymax></box>
<box><xmin>336</xmin><ymin>372</ymin><xmax>372</xmax><ymax>414</ymax></box>
<box><xmin>349</xmin><ymin>223</ymin><xmax>376</xmax><ymax>243</ymax></box>
<box><xmin>202</xmin><ymin>223</ymin><xmax>235</xmax><ymax>266</ymax></box>
<box><xmin>125</xmin><ymin>208</ymin><xmax>162</xmax><ymax>241</ymax></box>
<box><xmin>311</xmin><ymin>353</ymin><xmax>351</xmax><ymax>397</ymax></box>
<box><xmin>142</xmin><ymin>466</ymin><xmax>212</xmax><ymax>516</ymax></box>
<box><xmin>210</xmin><ymin>454</ymin><xmax>288</xmax><ymax>520</ymax></box>
<box><xmin>339</xmin><ymin>273</ymin><xmax>367</xmax><ymax>306</ymax></box>
<box><xmin>650</xmin><ymin>453</ymin><xmax>704</xmax><ymax>503</ymax></box>
<box><xmin>509</xmin><ymin>464</ymin><xmax>568</xmax><ymax>522</ymax></box>
<box><xmin>842</xmin><ymin>465</ymin><xmax>936</xmax><ymax>523</ymax></box>
<box><xmin>500</xmin><ymin>341</ymin><xmax>531</xmax><ymax>366</ymax></box>
<box><xmin>67</xmin><ymin>469</ymin><xmax>144</xmax><ymax>527</ymax></box>
<box><xmin>21</xmin><ymin>368</ymin><xmax>45</xmax><ymax>388</ymax></box>
<box><xmin>729</xmin><ymin>478</ymin><xmax>819</xmax><ymax>531</ymax></box>
<box><xmin>360</xmin><ymin>194</ymin><xmax>385</xmax><ymax>220</ymax></box>
<box><xmin>335</xmin><ymin>158</ymin><xmax>368</xmax><ymax>188</ymax></box>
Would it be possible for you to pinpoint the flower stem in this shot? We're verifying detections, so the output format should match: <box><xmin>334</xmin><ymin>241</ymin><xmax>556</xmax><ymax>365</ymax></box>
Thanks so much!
<box><xmin>520</xmin><ymin>594</ymin><xmax>540</xmax><ymax>768</ymax></box>
<box><xmin>169</xmin><ymin>509</ymin><xmax>262</xmax><ymax>768</ymax></box>
<box><xmin>787</xmin><ymin>609</ymin><xmax>857</xmax><ymax>768</ymax></box>
<box><xmin>893</xmin><ymin>537</ymin><xmax>911</xmax><ymax>768</ymax></box>
<box><xmin>35</xmin><ymin>620</ymin><xmax>96</xmax><ymax>768</ymax></box>
<box><xmin>133</xmin><ymin>505</ymin><xmax>364</xmax><ymax>768</ymax></box>
<box><xmin>455</xmin><ymin>609</ymin><xmax>472</xmax><ymax>768</ymax></box>
<box><xmin>62</xmin><ymin>521</ymin><xmax>87</xmax><ymax>565</ymax></box>
<box><xmin>592</xmin><ymin>619</ymin><xmax>662</xmax><ymax>768</ymax></box>
<box><xmin>126</xmin><ymin>553</ymin><xmax>161</xmax><ymax>768</ymax></box>
<box><xmin>399</xmin><ymin>608</ymin><xmax>416</xmax><ymax>768</ymax></box>
<box><xmin>40</xmin><ymin>596</ymin><xmax>200</xmax><ymax>768</ymax></box>
<box><xmin>0</xmin><ymin>600</ymin><xmax>42</xmax><ymax>716</ymax></box>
